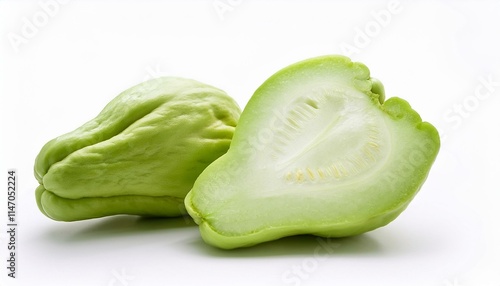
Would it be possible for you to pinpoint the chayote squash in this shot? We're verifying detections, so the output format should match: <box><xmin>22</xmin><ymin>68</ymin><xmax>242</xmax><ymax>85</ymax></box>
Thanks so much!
<box><xmin>35</xmin><ymin>77</ymin><xmax>241</xmax><ymax>221</ymax></box>
<box><xmin>185</xmin><ymin>55</ymin><xmax>440</xmax><ymax>249</ymax></box>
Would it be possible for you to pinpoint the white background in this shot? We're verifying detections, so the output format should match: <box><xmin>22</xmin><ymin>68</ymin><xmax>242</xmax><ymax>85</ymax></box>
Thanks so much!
<box><xmin>1</xmin><ymin>0</ymin><xmax>499</xmax><ymax>285</ymax></box>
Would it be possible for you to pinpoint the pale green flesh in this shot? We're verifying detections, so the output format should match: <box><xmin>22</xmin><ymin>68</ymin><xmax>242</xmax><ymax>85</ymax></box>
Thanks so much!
<box><xmin>185</xmin><ymin>55</ymin><xmax>440</xmax><ymax>249</ymax></box>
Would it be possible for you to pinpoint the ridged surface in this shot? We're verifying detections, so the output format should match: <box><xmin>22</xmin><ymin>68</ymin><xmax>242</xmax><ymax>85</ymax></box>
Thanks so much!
<box><xmin>35</xmin><ymin>77</ymin><xmax>241</xmax><ymax>221</ymax></box>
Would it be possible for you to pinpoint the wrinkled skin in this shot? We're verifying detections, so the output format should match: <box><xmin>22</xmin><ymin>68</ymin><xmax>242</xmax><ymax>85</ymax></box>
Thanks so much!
<box><xmin>185</xmin><ymin>55</ymin><xmax>440</xmax><ymax>249</ymax></box>
<box><xmin>35</xmin><ymin>77</ymin><xmax>240</xmax><ymax>221</ymax></box>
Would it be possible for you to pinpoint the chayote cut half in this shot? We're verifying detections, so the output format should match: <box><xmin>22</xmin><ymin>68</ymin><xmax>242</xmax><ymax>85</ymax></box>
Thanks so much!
<box><xmin>185</xmin><ymin>55</ymin><xmax>440</xmax><ymax>249</ymax></box>
<box><xmin>35</xmin><ymin>77</ymin><xmax>240</xmax><ymax>221</ymax></box>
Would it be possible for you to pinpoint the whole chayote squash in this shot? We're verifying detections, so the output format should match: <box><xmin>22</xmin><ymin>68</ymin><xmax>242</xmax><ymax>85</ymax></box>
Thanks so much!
<box><xmin>35</xmin><ymin>77</ymin><xmax>241</xmax><ymax>221</ymax></box>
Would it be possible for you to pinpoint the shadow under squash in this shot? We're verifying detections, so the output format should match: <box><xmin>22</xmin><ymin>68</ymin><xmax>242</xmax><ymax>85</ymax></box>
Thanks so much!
<box><xmin>43</xmin><ymin>215</ymin><xmax>197</xmax><ymax>243</ymax></box>
<box><xmin>41</xmin><ymin>215</ymin><xmax>385</xmax><ymax>258</ymax></box>
<box><xmin>189</xmin><ymin>233</ymin><xmax>383</xmax><ymax>258</ymax></box>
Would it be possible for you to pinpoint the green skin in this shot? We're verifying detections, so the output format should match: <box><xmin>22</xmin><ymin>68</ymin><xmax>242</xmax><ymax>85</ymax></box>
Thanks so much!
<box><xmin>35</xmin><ymin>77</ymin><xmax>241</xmax><ymax>221</ymax></box>
<box><xmin>185</xmin><ymin>55</ymin><xmax>440</xmax><ymax>249</ymax></box>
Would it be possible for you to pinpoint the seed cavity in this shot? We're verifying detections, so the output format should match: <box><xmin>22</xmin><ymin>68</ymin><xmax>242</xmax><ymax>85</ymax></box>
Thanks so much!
<box><xmin>317</xmin><ymin>168</ymin><xmax>325</xmax><ymax>179</ymax></box>
<box><xmin>264</xmin><ymin>87</ymin><xmax>387</xmax><ymax>185</ymax></box>
<box><xmin>265</xmin><ymin>88</ymin><xmax>387</xmax><ymax>184</ymax></box>
<box><xmin>305</xmin><ymin>98</ymin><xmax>319</xmax><ymax>109</ymax></box>
<box><xmin>296</xmin><ymin>169</ymin><xmax>305</xmax><ymax>183</ymax></box>
<box><xmin>269</xmin><ymin>97</ymin><xmax>322</xmax><ymax>159</ymax></box>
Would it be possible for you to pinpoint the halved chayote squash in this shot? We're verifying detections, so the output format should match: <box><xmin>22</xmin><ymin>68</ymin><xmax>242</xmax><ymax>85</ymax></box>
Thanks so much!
<box><xmin>35</xmin><ymin>77</ymin><xmax>240</xmax><ymax>221</ymax></box>
<box><xmin>185</xmin><ymin>55</ymin><xmax>440</xmax><ymax>249</ymax></box>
